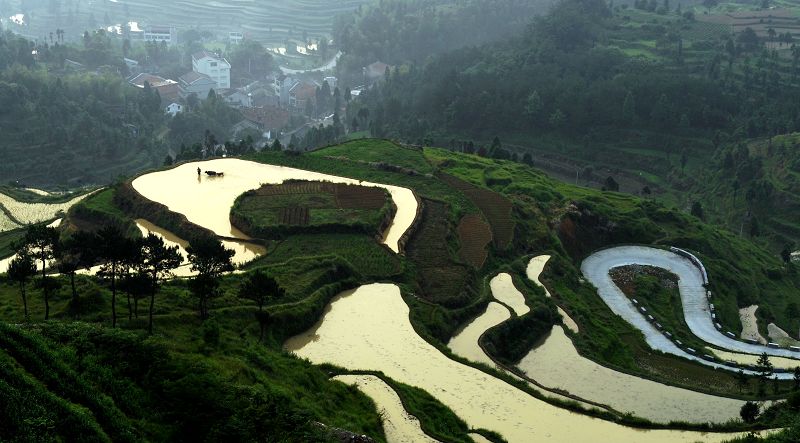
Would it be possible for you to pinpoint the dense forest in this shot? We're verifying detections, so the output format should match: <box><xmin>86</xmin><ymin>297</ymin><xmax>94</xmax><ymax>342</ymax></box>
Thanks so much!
<box><xmin>0</xmin><ymin>31</ymin><xmax>166</xmax><ymax>185</ymax></box>
<box><xmin>332</xmin><ymin>0</ymin><xmax>554</xmax><ymax>85</ymax></box>
<box><xmin>351</xmin><ymin>0</ymin><xmax>800</xmax><ymax>140</ymax></box>
<box><xmin>338</xmin><ymin>0</ymin><xmax>800</xmax><ymax>248</ymax></box>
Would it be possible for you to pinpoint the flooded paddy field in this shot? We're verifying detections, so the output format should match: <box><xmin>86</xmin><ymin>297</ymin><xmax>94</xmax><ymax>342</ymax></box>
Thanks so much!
<box><xmin>132</xmin><ymin>159</ymin><xmax>417</xmax><ymax>253</ymax></box>
<box><xmin>287</xmin><ymin>283</ymin><xmax>743</xmax><ymax>443</ymax></box>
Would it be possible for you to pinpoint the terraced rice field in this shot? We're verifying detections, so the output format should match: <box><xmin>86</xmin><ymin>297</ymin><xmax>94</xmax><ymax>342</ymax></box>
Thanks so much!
<box><xmin>438</xmin><ymin>173</ymin><xmax>514</xmax><ymax>249</ymax></box>
<box><xmin>19</xmin><ymin>0</ymin><xmax>371</xmax><ymax>46</ymax></box>
<box><xmin>517</xmin><ymin>326</ymin><xmax>747</xmax><ymax>423</ymax></box>
<box><xmin>332</xmin><ymin>375</ymin><xmax>439</xmax><ymax>443</ymax></box>
<box><xmin>132</xmin><ymin>158</ymin><xmax>417</xmax><ymax>253</ymax></box>
<box><xmin>456</xmin><ymin>214</ymin><xmax>492</xmax><ymax>269</ymax></box>
<box><xmin>286</xmin><ymin>283</ymin><xmax>746</xmax><ymax>442</ymax></box>
<box><xmin>0</xmin><ymin>190</ymin><xmax>95</xmax><ymax>228</ymax></box>
<box><xmin>405</xmin><ymin>199</ymin><xmax>471</xmax><ymax>307</ymax></box>
<box><xmin>0</xmin><ymin>211</ymin><xmax>20</xmax><ymax>232</ymax></box>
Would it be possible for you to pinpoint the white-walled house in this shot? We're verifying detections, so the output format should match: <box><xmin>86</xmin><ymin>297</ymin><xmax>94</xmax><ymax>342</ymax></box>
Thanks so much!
<box><xmin>192</xmin><ymin>51</ymin><xmax>231</xmax><ymax>90</ymax></box>
<box><xmin>165</xmin><ymin>102</ymin><xmax>183</xmax><ymax>116</ymax></box>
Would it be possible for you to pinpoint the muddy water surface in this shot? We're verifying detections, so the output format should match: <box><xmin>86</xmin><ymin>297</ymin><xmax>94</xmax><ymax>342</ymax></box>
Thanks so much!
<box><xmin>739</xmin><ymin>305</ymin><xmax>766</xmax><ymax>344</ymax></box>
<box><xmin>0</xmin><ymin>219</ymin><xmax>62</xmax><ymax>273</ymax></box>
<box><xmin>517</xmin><ymin>326</ymin><xmax>745</xmax><ymax>423</ymax></box>
<box><xmin>527</xmin><ymin>255</ymin><xmax>579</xmax><ymax>333</ymax></box>
<box><xmin>710</xmin><ymin>348</ymin><xmax>800</xmax><ymax>370</ymax></box>
<box><xmin>333</xmin><ymin>374</ymin><xmax>439</xmax><ymax>443</ymax></box>
<box><xmin>132</xmin><ymin>159</ymin><xmax>417</xmax><ymax>253</ymax></box>
<box><xmin>489</xmin><ymin>273</ymin><xmax>528</xmax><ymax>316</ymax></box>
<box><xmin>135</xmin><ymin>219</ymin><xmax>265</xmax><ymax>276</ymax></box>
<box><xmin>286</xmin><ymin>283</ymin><xmax>742</xmax><ymax>443</ymax></box>
<box><xmin>447</xmin><ymin>302</ymin><xmax>510</xmax><ymax>367</ymax></box>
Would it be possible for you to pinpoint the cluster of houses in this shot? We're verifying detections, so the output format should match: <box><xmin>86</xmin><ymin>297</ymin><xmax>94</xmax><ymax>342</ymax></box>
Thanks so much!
<box><xmin>126</xmin><ymin>50</ymin><xmax>341</xmax><ymax>141</ymax></box>
<box><xmin>125</xmin><ymin>44</ymin><xmax>390</xmax><ymax>143</ymax></box>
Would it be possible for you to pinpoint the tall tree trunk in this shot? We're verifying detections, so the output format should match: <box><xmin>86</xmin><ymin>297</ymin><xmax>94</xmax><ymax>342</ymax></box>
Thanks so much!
<box><xmin>20</xmin><ymin>282</ymin><xmax>28</xmax><ymax>321</ymax></box>
<box><xmin>126</xmin><ymin>289</ymin><xmax>133</xmax><ymax>321</ymax></box>
<box><xmin>149</xmin><ymin>293</ymin><xmax>155</xmax><ymax>334</ymax></box>
<box><xmin>41</xmin><ymin>257</ymin><xmax>49</xmax><ymax>321</ymax></box>
<box><xmin>148</xmin><ymin>275</ymin><xmax>157</xmax><ymax>335</ymax></box>
<box><xmin>111</xmin><ymin>266</ymin><xmax>117</xmax><ymax>328</ymax></box>
<box><xmin>70</xmin><ymin>272</ymin><xmax>78</xmax><ymax>319</ymax></box>
<box><xmin>134</xmin><ymin>296</ymin><xmax>138</xmax><ymax>318</ymax></box>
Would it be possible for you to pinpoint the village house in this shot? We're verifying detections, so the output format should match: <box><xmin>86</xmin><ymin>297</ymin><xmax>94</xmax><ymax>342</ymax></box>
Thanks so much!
<box><xmin>178</xmin><ymin>71</ymin><xmax>217</xmax><ymax>100</ymax></box>
<box><xmin>128</xmin><ymin>73</ymin><xmax>181</xmax><ymax>104</ymax></box>
<box><xmin>165</xmin><ymin>102</ymin><xmax>183</xmax><ymax>116</ymax></box>
<box><xmin>144</xmin><ymin>26</ymin><xmax>177</xmax><ymax>45</ymax></box>
<box><xmin>237</xmin><ymin>106</ymin><xmax>291</xmax><ymax>138</ymax></box>
<box><xmin>192</xmin><ymin>50</ymin><xmax>231</xmax><ymax>90</ymax></box>
<box><xmin>220</xmin><ymin>88</ymin><xmax>252</xmax><ymax>108</ymax></box>
<box><xmin>289</xmin><ymin>81</ymin><xmax>317</xmax><ymax>111</ymax></box>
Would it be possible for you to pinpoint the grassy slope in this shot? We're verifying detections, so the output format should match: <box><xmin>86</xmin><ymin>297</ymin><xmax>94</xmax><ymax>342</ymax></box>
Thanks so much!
<box><xmin>424</xmin><ymin>146</ymin><xmax>800</xmax><ymax>397</ymax></box>
<box><xmin>6</xmin><ymin>140</ymin><xmax>800</xmax><ymax>440</ymax></box>
<box><xmin>310</xmin><ymin>139</ymin><xmax>436</xmax><ymax>174</ymax></box>
<box><xmin>498</xmin><ymin>4</ymin><xmax>800</xmax><ymax>250</ymax></box>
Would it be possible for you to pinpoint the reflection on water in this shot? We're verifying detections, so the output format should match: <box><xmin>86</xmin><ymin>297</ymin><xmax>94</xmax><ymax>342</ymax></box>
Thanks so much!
<box><xmin>447</xmin><ymin>301</ymin><xmax>510</xmax><ymax>367</ymax></box>
<box><xmin>527</xmin><ymin>254</ymin><xmax>579</xmax><ymax>333</ymax></box>
<box><xmin>333</xmin><ymin>374</ymin><xmax>439</xmax><ymax>443</ymax></box>
<box><xmin>0</xmin><ymin>219</ymin><xmax>62</xmax><ymax>273</ymax></box>
<box><xmin>489</xmin><ymin>273</ymin><xmax>528</xmax><ymax>316</ymax></box>
<box><xmin>518</xmin><ymin>326</ymin><xmax>746</xmax><ymax>423</ymax></box>
<box><xmin>135</xmin><ymin>219</ymin><xmax>265</xmax><ymax>276</ymax></box>
<box><xmin>710</xmin><ymin>347</ymin><xmax>800</xmax><ymax>370</ymax></box>
<box><xmin>132</xmin><ymin>159</ymin><xmax>417</xmax><ymax>253</ymax></box>
<box><xmin>468</xmin><ymin>434</ymin><xmax>492</xmax><ymax>443</ymax></box>
<box><xmin>286</xmin><ymin>283</ymin><xmax>742</xmax><ymax>442</ymax></box>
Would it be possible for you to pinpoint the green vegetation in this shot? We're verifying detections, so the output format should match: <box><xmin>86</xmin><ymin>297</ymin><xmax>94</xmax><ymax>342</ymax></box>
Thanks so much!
<box><xmin>4</xmin><ymin>136</ymin><xmax>800</xmax><ymax>439</ymax></box>
<box><xmin>610</xmin><ymin>265</ymin><xmax>710</xmax><ymax>354</ymax></box>
<box><xmin>230</xmin><ymin>180</ymin><xmax>393</xmax><ymax>239</ymax></box>
<box><xmin>251</xmin><ymin>233</ymin><xmax>403</xmax><ymax>278</ymax></box>
<box><xmin>0</xmin><ymin>228</ymin><xmax>25</xmax><ymax>259</ymax></box>
<box><xmin>337</xmin><ymin>0</ymin><xmax>800</xmax><ymax>255</ymax></box>
<box><xmin>67</xmin><ymin>187</ymin><xmax>139</xmax><ymax>237</ymax></box>
<box><xmin>311</xmin><ymin>139</ymin><xmax>436</xmax><ymax>174</ymax></box>
<box><xmin>0</xmin><ymin>32</ymin><xmax>166</xmax><ymax>186</ymax></box>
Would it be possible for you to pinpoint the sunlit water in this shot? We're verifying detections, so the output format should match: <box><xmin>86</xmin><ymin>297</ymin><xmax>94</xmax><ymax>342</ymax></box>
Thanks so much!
<box><xmin>527</xmin><ymin>255</ymin><xmax>579</xmax><ymax>333</ymax></box>
<box><xmin>739</xmin><ymin>305</ymin><xmax>766</xmax><ymax>344</ymax></box>
<box><xmin>517</xmin><ymin>326</ymin><xmax>746</xmax><ymax>423</ymax></box>
<box><xmin>333</xmin><ymin>374</ymin><xmax>439</xmax><ymax>443</ymax></box>
<box><xmin>489</xmin><ymin>273</ymin><xmax>528</xmax><ymax>316</ymax></box>
<box><xmin>286</xmin><ymin>283</ymin><xmax>743</xmax><ymax>442</ymax></box>
<box><xmin>132</xmin><ymin>159</ymin><xmax>417</xmax><ymax>253</ymax></box>
<box><xmin>135</xmin><ymin>219</ymin><xmax>264</xmax><ymax>276</ymax></box>
<box><xmin>0</xmin><ymin>219</ymin><xmax>62</xmax><ymax>273</ymax></box>
<box><xmin>710</xmin><ymin>347</ymin><xmax>800</xmax><ymax>370</ymax></box>
<box><xmin>447</xmin><ymin>301</ymin><xmax>510</xmax><ymax>367</ymax></box>
<box><xmin>0</xmin><ymin>189</ymin><xmax>95</xmax><ymax>228</ymax></box>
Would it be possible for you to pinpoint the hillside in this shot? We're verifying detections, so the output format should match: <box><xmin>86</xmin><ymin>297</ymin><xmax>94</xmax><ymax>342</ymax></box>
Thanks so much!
<box><xmin>1</xmin><ymin>139</ymin><xmax>798</xmax><ymax>441</ymax></box>
<box><xmin>341</xmin><ymin>0</ymin><xmax>800</xmax><ymax>251</ymax></box>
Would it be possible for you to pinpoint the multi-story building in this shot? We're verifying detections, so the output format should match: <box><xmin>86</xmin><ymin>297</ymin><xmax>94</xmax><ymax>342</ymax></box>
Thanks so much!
<box><xmin>192</xmin><ymin>51</ymin><xmax>231</xmax><ymax>90</ymax></box>
<box><xmin>144</xmin><ymin>26</ymin><xmax>177</xmax><ymax>45</ymax></box>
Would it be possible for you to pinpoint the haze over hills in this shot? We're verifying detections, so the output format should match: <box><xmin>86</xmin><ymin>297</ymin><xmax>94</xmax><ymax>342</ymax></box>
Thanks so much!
<box><xmin>1</xmin><ymin>0</ymin><xmax>800</xmax><ymax>442</ymax></box>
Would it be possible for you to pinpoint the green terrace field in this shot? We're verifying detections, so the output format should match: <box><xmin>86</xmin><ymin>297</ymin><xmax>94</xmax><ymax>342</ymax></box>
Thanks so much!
<box><xmin>310</xmin><ymin>139</ymin><xmax>437</xmax><ymax>175</ymax></box>
<box><xmin>6</xmin><ymin>0</ymin><xmax>370</xmax><ymax>46</ymax></box>
<box><xmin>230</xmin><ymin>180</ymin><xmax>393</xmax><ymax>239</ymax></box>
<box><xmin>5</xmin><ymin>140</ymin><xmax>800</xmax><ymax>441</ymax></box>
